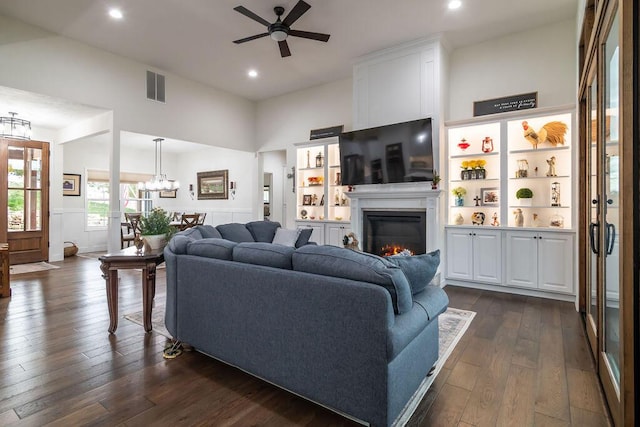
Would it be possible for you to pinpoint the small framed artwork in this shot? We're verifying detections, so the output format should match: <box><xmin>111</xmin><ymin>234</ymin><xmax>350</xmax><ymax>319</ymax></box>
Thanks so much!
<box><xmin>159</xmin><ymin>188</ymin><xmax>177</xmax><ymax>198</ymax></box>
<box><xmin>197</xmin><ymin>170</ymin><xmax>228</xmax><ymax>200</ymax></box>
<box><xmin>302</xmin><ymin>194</ymin><xmax>312</xmax><ymax>206</ymax></box>
<box><xmin>480</xmin><ymin>187</ymin><xmax>499</xmax><ymax>206</ymax></box>
<box><xmin>63</xmin><ymin>174</ymin><xmax>81</xmax><ymax>196</ymax></box>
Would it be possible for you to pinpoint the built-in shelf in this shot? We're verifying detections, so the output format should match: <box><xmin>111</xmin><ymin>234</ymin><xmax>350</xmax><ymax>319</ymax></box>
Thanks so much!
<box><xmin>508</xmin><ymin>175</ymin><xmax>570</xmax><ymax>180</ymax></box>
<box><xmin>450</xmin><ymin>151</ymin><xmax>500</xmax><ymax>159</ymax></box>
<box><xmin>508</xmin><ymin>205</ymin><xmax>571</xmax><ymax>209</ymax></box>
<box><xmin>450</xmin><ymin>178</ymin><xmax>500</xmax><ymax>183</ymax></box>
<box><xmin>509</xmin><ymin>146</ymin><xmax>570</xmax><ymax>154</ymax></box>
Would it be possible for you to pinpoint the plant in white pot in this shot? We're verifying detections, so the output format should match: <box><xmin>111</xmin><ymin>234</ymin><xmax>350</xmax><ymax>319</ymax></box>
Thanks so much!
<box><xmin>516</xmin><ymin>188</ymin><xmax>534</xmax><ymax>206</ymax></box>
<box><xmin>140</xmin><ymin>207</ymin><xmax>174</xmax><ymax>250</ymax></box>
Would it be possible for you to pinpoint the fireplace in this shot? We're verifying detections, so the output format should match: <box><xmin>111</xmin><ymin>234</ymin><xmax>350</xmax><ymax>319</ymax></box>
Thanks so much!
<box><xmin>362</xmin><ymin>210</ymin><xmax>427</xmax><ymax>256</ymax></box>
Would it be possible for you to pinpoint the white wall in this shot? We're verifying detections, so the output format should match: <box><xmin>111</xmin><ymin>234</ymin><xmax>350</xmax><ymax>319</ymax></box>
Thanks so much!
<box><xmin>0</xmin><ymin>16</ymin><xmax>256</xmax><ymax>152</ymax></box>
<box><xmin>255</xmin><ymin>78</ymin><xmax>353</xmax><ymax>152</ymax></box>
<box><xmin>448</xmin><ymin>18</ymin><xmax>577</xmax><ymax>121</ymax></box>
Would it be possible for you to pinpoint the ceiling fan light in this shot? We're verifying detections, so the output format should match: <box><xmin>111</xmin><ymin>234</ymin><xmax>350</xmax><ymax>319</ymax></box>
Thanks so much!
<box><xmin>270</xmin><ymin>30</ymin><xmax>288</xmax><ymax>42</ymax></box>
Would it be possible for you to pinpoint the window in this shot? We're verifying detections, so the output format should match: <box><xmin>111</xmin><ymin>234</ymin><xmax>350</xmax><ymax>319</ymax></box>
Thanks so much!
<box><xmin>86</xmin><ymin>170</ymin><xmax>153</xmax><ymax>229</ymax></box>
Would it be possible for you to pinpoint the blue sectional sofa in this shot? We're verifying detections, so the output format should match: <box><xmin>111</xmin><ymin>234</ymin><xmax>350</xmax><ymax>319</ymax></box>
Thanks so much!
<box><xmin>164</xmin><ymin>221</ymin><xmax>448</xmax><ymax>427</ymax></box>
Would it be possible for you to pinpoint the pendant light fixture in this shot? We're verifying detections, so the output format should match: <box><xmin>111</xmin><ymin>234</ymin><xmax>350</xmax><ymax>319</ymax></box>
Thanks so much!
<box><xmin>0</xmin><ymin>112</ymin><xmax>32</xmax><ymax>140</ymax></box>
<box><xmin>138</xmin><ymin>138</ymin><xmax>180</xmax><ymax>191</ymax></box>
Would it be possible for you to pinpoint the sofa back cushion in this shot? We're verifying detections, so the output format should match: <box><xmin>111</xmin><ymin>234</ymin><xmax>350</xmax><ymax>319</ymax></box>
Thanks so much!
<box><xmin>187</xmin><ymin>238</ymin><xmax>237</xmax><ymax>260</ymax></box>
<box><xmin>233</xmin><ymin>242</ymin><xmax>295</xmax><ymax>270</ymax></box>
<box><xmin>197</xmin><ymin>225</ymin><xmax>222</xmax><ymax>239</ymax></box>
<box><xmin>216</xmin><ymin>223</ymin><xmax>255</xmax><ymax>243</ymax></box>
<box><xmin>292</xmin><ymin>245</ymin><xmax>413</xmax><ymax>314</ymax></box>
<box><xmin>386</xmin><ymin>250</ymin><xmax>440</xmax><ymax>295</ymax></box>
<box><xmin>179</xmin><ymin>226</ymin><xmax>203</xmax><ymax>240</ymax></box>
<box><xmin>245</xmin><ymin>221</ymin><xmax>281</xmax><ymax>243</ymax></box>
<box><xmin>295</xmin><ymin>228</ymin><xmax>313</xmax><ymax>248</ymax></box>
<box><xmin>168</xmin><ymin>234</ymin><xmax>193</xmax><ymax>254</ymax></box>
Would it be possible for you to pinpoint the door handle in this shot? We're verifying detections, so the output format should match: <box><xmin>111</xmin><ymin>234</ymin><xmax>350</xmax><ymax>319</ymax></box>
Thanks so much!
<box><xmin>589</xmin><ymin>222</ymin><xmax>599</xmax><ymax>254</ymax></box>
<box><xmin>606</xmin><ymin>223</ymin><xmax>616</xmax><ymax>255</ymax></box>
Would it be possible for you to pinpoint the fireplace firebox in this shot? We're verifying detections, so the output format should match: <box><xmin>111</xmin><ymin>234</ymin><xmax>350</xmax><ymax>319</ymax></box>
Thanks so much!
<box><xmin>362</xmin><ymin>210</ymin><xmax>427</xmax><ymax>256</ymax></box>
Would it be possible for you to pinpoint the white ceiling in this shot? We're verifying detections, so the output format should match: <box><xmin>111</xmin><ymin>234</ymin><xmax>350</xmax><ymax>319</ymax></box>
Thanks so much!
<box><xmin>0</xmin><ymin>0</ymin><xmax>578</xmax><ymax>102</ymax></box>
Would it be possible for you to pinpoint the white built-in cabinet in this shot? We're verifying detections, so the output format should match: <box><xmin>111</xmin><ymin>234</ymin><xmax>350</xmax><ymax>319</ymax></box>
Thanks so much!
<box><xmin>446</xmin><ymin>228</ymin><xmax>501</xmax><ymax>284</ymax></box>
<box><xmin>444</xmin><ymin>106</ymin><xmax>576</xmax><ymax>299</ymax></box>
<box><xmin>505</xmin><ymin>231</ymin><xmax>574</xmax><ymax>294</ymax></box>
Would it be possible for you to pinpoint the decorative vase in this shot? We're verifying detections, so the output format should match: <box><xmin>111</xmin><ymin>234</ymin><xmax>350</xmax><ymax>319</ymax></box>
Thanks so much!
<box><xmin>455</xmin><ymin>197</ymin><xmax>464</xmax><ymax>207</ymax></box>
<box><xmin>454</xmin><ymin>213</ymin><xmax>464</xmax><ymax>225</ymax></box>
<box><xmin>519</xmin><ymin>198</ymin><xmax>533</xmax><ymax>207</ymax></box>
<box><xmin>461</xmin><ymin>170</ymin><xmax>469</xmax><ymax>180</ymax></box>
<box><xmin>477</xmin><ymin>168</ymin><xmax>486</xmax><ymax>180</ymax></box>
<box><xmin>142</xmin><ymin>234</ymin><xmax>167</xmax><ymax>250</ymax></box>
<box><xmin>470</xmin><ymin>169</ymin><xmax>477</xmax><ymax>180</ymax></box>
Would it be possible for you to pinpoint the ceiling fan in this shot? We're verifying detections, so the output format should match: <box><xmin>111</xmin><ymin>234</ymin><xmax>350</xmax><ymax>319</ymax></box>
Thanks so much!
<box><xmin>233</xmin><ymin>0</ymin><xmax>331</xmax><ymax>58</ymax></box>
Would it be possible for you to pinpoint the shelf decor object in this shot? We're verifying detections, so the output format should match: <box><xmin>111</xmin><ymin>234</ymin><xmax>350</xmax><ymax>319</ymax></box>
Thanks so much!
<box><xmin>458</xmin><ymin>138</ymin><xmax>470</xmax><ymax>151</ymax></box>
<box><xmin>481</xmin><ymin>136</ymin><xmax>494</xmax><ymax>153</ymax></box>
<box><xmin>551</xmin><ymin>182</ymin><xmax>561</xmax><ymax>206</ymax></box>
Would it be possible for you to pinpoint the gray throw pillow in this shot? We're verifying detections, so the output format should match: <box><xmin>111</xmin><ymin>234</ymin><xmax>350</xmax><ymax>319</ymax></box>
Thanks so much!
<box><xmin>272</xmin><ymin>228</ymin><xmax>301</xmax><ymax>247</ymax></box>
<box><xmin>387</xmin><ymin>250</ymin><xmax>440</xmax><ymax>295</ymax></box>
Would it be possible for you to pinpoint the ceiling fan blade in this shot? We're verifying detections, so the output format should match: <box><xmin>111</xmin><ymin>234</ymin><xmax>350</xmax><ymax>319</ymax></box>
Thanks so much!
<box><xmin>233</xmin><ymin>6</ymin><xmax>271</xmax><ymax>27</ymax></box>
<box><xmin>233</xmin><ymin>33</ymin><xmax>269</xmax><ymax>44</ymax></box>
<box><xmin>278</xmin><ymin>40</ymin><xmax>291</xmax><ymax>57</ymax></box>
<box><xmin>289</xmin><ymin>29</ymin><xmax>330</xmax><ymax>42</ymax></box>
<box><xmin>282</xmin><ymin>0</ymin><xmax>311</xmax><ymax>27</ymax></box>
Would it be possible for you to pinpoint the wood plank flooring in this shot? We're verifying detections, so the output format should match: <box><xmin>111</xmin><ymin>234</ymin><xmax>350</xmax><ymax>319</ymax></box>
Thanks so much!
<box><xmin>0</xmin><ymin>255</ymin><xmax>612</xmax><ymax>426</ymax></box>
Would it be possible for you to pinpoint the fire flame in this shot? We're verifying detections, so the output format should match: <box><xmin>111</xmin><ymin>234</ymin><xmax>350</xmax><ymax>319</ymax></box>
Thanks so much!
<box><xmin>380</xmin><ymin>245</ymin><xmax>414</xmax><ymax>257</ymax></box>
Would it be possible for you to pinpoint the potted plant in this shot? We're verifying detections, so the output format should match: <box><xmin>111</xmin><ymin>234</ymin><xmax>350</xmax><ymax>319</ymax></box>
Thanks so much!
<box><xmin>432</xmin><ymin>171</ymin><xmax>441</xmax><ymax>189</ymax></box>
<box><xmin>516</xmin><ymin>188</ymin><xmax>534</xmax><ymax>206</ymax></box>
<box><xmin>140</xmin><ymin>207</ymin><xmax>174</xmax><ymax>250</ymax></box>
<box><xmin>451</xmin><ymin>186</ymin><xmax>466</xmax><ymax>206</ymax></box>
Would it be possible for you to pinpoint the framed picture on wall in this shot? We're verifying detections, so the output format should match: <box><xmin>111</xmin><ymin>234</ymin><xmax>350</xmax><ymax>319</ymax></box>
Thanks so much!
<box><xmin>63</xmin><ymin>173</ymin><xmax>81</xmax><ymax>196</ymax></box>
<box><xmin>197</xmin><ymin>170</ymin><xmax>228</xmax><ymax>200</ymax></box>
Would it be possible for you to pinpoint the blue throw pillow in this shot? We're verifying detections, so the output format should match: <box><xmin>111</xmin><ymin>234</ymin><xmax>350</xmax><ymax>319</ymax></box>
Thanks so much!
<box><xmin>387</xmin><ymin>250</ymin><xmax>440</xmax><ymax>295</ymax></box>
<box><xmin>245</xmin><ymin>221</ymin><xmax>281</xmax><ymax>242</ymax></box>
<box><xmin>295</xmin><ymin>228</ymin><xmax>313</xmax><ymax>248</ymax></box>
<box><xmin>216</xmin><ymin>223</ymin><xmax>255</xmax><ymax>243</ymax></box>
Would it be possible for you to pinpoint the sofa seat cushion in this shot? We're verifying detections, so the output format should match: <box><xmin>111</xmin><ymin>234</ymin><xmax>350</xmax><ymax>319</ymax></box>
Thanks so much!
<box><xmin>216</xmin><ymin>223</ymin><xmax>255</xmax><ymax>243</ymax></box>
<box><xmin>272</xmin><ymin>228</ymin><xmax>301</xmax><ymax>247</ymax></box>
<box><xmin>246</xmin><ymin>221</ymin><xmax>281</xmax><ymax>243</ymax></box>
<box><xmin>292</xmin><ymin>245</ymin><xmax>413</xmax><ymax>314</ymax></box>
<box><xmin>233</xmin><ymin>242</ymin><xmax>295</xmax><ymax>270</ymax></box>
<box><xmin>197</xmin><ymin>225</ymin><xmax>222</xmax><ymax>239</ymax></box>
<box><xmin>187</xmin><ymin>238</ymin><xmax>237</xmax><ymax>260</ymax></box>
<box><xmin>387</xmin><ymin>250</ymin><xmax>440</xmax><ymax>295</ymax></box>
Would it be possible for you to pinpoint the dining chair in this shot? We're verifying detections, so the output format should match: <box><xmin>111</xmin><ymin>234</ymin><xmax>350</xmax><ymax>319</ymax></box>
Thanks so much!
<box><xmin>125</xmin><ymin>212</ymin><xmax>142</xmax><ymax>236</ymax></box>
<box><xmin>120</xmin><ymin>222</ymin><xmax>135</xmax><ymax>249</ymax></box>
<box><xmin>195</xmin><ymin>212</ymin><xmax>206</xmax><ymax>225</ymax></box>
<box><xmin>180</xmin><ymin>214</ymin><xmax>200</xmax><ymax>230</ymax></box>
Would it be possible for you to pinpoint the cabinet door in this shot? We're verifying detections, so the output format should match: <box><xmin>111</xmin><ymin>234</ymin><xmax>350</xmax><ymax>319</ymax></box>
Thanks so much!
<box><xmin>472</xmin><ymin>230</ymin><xmax>502</xmax><ymax>284</ymax></box>
<box><xmin>505</xmin><ymin>231</ymin><xmax>538</xmax><ymax>289</ymax></box>
<box><xmin>295</xmin><ymin>222</ymin><xmax>324</xmax><ymax>245</ymax></box>
<box><xmin>537</xmin><ymin>233</ymin><xmax>574</xmax><ymax>294</ymax></box>
<box><xmin>326</xmin><ymin>224</ymin><xmax>351</xmax><ymax>247</ymax></box>
<box><xmin>446</xmin><ymin>229</ymin><xmax>474</xmax><ymax>281</ymax></box>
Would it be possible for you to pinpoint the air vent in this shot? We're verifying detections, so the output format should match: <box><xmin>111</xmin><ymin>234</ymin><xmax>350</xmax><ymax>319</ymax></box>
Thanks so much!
<box><xmin>146</xmin><ymin>70</ymin><xmax>166</xmax><ymax>103</ymax></box>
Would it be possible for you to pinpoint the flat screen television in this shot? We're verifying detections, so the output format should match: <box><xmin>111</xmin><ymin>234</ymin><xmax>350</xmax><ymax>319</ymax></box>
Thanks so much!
<box><xmin>338</xmin><ymin>118</ymin><xmax>434</xmax><ymax>185</ymax></box>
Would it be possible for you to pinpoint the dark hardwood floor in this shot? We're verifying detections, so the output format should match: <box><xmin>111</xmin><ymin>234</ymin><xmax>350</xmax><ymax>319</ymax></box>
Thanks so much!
<box><xmin>0</xmin><ymin>255</ymin><xmax>611</xmax><ymax>426</ymax></box>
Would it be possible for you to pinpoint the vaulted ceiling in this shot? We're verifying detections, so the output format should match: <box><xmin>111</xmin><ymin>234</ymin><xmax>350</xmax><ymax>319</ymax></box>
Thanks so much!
<box><xmin>0</xmin><ymin>0</ymin><xmax>578</xmax><ymax>102</ymax></box>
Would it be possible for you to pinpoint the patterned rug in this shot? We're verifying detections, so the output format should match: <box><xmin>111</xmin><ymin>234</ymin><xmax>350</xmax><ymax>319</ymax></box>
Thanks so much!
<box><xmin>123</xmin><ymin>306</ymin><xmax>475</xmax><ymax>426</ymax></box>
<box><xmin>10</xmin><ymin>262</ymin><xmax>60</xmax><ymax>275</ymax></box>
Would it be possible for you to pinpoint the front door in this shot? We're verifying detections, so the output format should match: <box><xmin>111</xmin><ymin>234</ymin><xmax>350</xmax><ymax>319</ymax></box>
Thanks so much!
<box><xmin>0</xmin><ymin>138</ymin><xmax>50</xmax><ymax>264</ymax></box>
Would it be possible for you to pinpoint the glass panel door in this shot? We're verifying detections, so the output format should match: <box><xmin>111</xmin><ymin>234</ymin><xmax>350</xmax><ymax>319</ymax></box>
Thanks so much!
<box><xmin>586</xmin><ymin>74</ymin><xmax>599</xmax><ymax>355</ymax></box>
<box><xmin>602</xmin><ymin>10</ymin><xmax>620</xmax><ymax>386</ymax></box>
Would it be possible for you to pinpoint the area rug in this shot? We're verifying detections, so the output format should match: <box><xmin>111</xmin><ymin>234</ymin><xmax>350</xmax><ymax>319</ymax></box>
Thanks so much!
<box><xmin>393</xmin><ymin>307</ymin><xmax>476</xmax><ymax>426</ymax></box>
<box><xmin>124</xmin><ymin>309</ymin><xmax>171</xmax><ymax>338</ymax></box>
<box><xmin>10</xmin><ymin>262</ymin><xmax>60</xmax><ymax>275</ymax></box>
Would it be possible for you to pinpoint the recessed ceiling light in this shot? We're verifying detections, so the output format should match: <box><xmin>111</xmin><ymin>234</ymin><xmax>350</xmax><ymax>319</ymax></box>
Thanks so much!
<box><xmin>448</xmin><ymin>0</ymin><xmax>462</xmax><ymax>10</ymax></box>
<box><xmin>109</xmin><ymin>8</ymin><xmax>123</xmax><ymax>19</ymax></box>
<box><xmin>248</xmin><ymin>69</ymin><xmax>258</xmax><ymax>78</ymax></box>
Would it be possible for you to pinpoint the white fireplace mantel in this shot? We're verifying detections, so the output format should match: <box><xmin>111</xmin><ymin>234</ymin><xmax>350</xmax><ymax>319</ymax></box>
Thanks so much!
<box><xmin>346</xmin><ymin>183</ymin><xmax>442</xmax><ymax>253</ymax></box>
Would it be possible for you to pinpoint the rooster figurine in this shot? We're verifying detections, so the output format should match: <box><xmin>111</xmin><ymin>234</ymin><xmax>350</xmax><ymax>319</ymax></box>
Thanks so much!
<box><xmin>522</xmin><ymin>121</ymin><xmax>568</xmax><ymax>149</ymax></box>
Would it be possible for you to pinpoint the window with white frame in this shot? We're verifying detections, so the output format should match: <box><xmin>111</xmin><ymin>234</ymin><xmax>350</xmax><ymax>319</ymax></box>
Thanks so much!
<box><xmin>86</xmin><ymin>170</ymin><xmax>153</xmax><ymax>229</ymax></box>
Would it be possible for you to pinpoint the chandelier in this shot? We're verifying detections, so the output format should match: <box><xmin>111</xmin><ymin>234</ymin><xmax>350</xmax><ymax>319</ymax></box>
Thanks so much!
<box><xmin>138</xmin><ymin>138</ymin><xmax>180</xmax><ymax>192</ymax></box>
<box><xmin>0</xmin><ymin>112</ymin><xmax>32</xmax><ymax>140</ymax></box>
